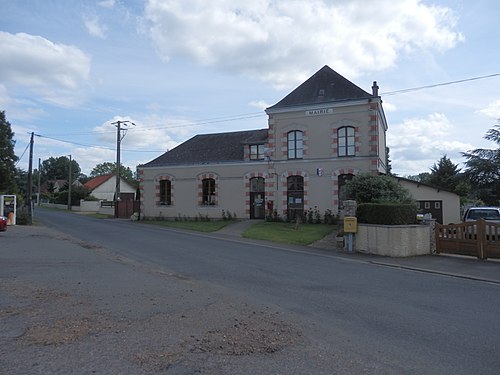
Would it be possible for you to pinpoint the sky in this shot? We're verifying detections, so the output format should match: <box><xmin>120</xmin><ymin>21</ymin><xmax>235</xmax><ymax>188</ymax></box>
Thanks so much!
<box><xmin>1</xmin><ymin>0</ymin><xmax>500</xmax><ymax>177</ymax></box>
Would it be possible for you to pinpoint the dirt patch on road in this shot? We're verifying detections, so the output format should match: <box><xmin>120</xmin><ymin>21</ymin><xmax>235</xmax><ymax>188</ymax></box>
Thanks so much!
<box><xmin>195</xmin><ymin>310</ymin><xmax>298</xmax><ymax>356</ymax></box>
<box><xmin>1</xmin><ymin>277</ymin><xmax>303</xmax><ymax>374</ymax></box>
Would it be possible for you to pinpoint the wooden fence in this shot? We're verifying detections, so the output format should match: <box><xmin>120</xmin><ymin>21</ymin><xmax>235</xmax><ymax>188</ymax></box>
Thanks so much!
<box><xmin>435</xmin><ymin>220</ymin><xmax>500</xmax><ymax>259</ymax></box>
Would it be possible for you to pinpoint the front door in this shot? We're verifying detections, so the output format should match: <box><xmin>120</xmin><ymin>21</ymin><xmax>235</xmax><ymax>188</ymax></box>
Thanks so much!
<box><xmin>287</xmin><ymin>175</ymin><xmax>304</xmax><ymax>221</ymax></box>
<box><xmin>250</xmin><ymin>177</ymin><xmax>265</xmax><ymax>219</ymax></box>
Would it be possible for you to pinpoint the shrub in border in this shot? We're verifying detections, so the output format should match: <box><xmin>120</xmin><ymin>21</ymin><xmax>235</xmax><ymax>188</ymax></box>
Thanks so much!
<box><xmin>357</xmin><ymin>203</ymin><xmax>417</xmax><ymax>225</ymax></box>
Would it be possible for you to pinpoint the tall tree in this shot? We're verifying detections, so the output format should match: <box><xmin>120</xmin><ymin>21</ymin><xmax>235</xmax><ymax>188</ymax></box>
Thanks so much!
<box><xmin>90</xmin><ymin>162</ymin><xmax>136</xmax><ymax>185</ymax></box>
<box><xmin>40</xmin><ymin>156</ymin><xmax>81</xmax><ymax>183</ymax></box>
<box><xmin>427</xmin><ymin>155</ymin><xmax>470</xmax><ymax>200</ymax></box>
<box><xmin>462</xmin><ymin>123</ymin><xmax>500</xmax><ymax>205</ymax></box>
<box><xmin>385</xmin><ymin>147</ymin><xmax>393</xmax><ymax>175</ymax></box>
<box><xmin>0</xmin><ymin>111</ymin><xmax>18</xmax><ymax>194</ymax></box>
<box><xmin>428</xmin><ymin>155</ymin><xmax>460</xmax><ymax>190</ymax></box>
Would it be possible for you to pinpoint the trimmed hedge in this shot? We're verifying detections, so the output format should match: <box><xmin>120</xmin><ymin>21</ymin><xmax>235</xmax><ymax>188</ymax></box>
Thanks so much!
<box><xmin>357</xmin><ymin>203</ymin><xmax>417</xmax><ymax>225</ymax></box>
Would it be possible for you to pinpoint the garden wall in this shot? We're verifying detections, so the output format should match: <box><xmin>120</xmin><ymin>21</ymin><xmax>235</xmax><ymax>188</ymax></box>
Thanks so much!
<box><xmin>355</xmin><ymin>224</ymin><xmax>431</xmax><ymax>257</ymax></box>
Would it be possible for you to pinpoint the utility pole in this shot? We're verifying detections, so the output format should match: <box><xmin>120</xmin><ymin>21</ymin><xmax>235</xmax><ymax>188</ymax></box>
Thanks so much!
<box><xmin>27</xmin><ymin>132</ymin><xmax>34</xmax><ymax>224</ymax></box>
<box><xmin>111</xmin><ymin>120</ymin><xmax>135</xmax><ymax>218</ymax></box>
<box><xmin>67</xmin><ymin>155</ymin><xmax>72</xmax><ymax>211</ymax></box>
<box><xmin>37</xmin><ymin>158</ymin><xmax>41</xmax><ymax>206</ymax></box>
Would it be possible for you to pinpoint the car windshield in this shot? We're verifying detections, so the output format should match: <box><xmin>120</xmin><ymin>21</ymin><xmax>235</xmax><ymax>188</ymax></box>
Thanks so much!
<box><xmin>469</xmin><ymin>209</ymin><xmax>500</xmax><ymax>220</ymax></box>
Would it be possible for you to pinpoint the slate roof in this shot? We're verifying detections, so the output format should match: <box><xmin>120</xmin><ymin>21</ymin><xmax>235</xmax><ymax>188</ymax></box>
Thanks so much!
<box><xmin>267</xmin><ymin>65</ymin><xmax>373</xmax><ymax>110</ymax></box>
<box><xmin>142</xmin><ymin>129</ymin><xmax>269</xmax><ymax>167</ymax></box>
<box><xmin>84</xmin><ymin>174</ymin><xmax>114</xmax><ymax>191</ymax></box>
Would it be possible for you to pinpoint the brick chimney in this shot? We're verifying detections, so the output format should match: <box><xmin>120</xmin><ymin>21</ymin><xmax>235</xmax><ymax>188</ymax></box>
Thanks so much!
<box><xmin>372</xmin><ymin>81</ymin><xmax>379</xmax><ymax>97</ymax></box>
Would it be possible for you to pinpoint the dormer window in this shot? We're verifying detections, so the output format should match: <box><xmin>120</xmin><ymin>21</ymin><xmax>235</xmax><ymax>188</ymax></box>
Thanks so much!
<box><xmin>250</xmin><ymin>144</ymin><xmax>265</xmax><ymax>160</ymax></box>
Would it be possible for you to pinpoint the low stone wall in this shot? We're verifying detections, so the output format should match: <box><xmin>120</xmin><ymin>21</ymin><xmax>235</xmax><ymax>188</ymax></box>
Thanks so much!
<box><xmin>355</xmin><ymin>224</ymin><xmax>431</xmax><ymax>257</ymax></box>
<box><xmin>79</xmin><ymin>200</ymin><xmax>100</xmax><ymax>212</ymax></box>
<box><xmin>98</xmin><ymin>206</ymin><xmax>114</xmax><ymax>216</ymax></box>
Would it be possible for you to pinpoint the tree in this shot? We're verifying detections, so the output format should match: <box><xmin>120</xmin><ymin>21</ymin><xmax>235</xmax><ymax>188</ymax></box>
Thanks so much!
<box><xmin>462</xmin><ymin>123</ymin><xmax>500</xmax><ymax>205</ymax></box>
<box><xmin>427</xmin><ymin>155</ymin><xmax>469</xmax><ymax>192</ymax></box>
<box><xmin>385</xmin><ymin>147</ymin><xmax>393</xmax><ymax>175</ymax></box>
<box><xmin>345</xmin><ymin>173</ymin><xmax>414</xmax><ymax>204</ymax></box>
<box><xmin>90</xmin><ymin>162</ymin><xmax>136</xmax><ymax>185</ymax></box>
<box><xmin>40</xmin><ymin>156</ymin><xmax>81</xmax><ymax>184</ymax></box>
<box><xmin>0</xmin><ymin>111</ymin><xmax>18</xmax><ymax>194</ymax></box>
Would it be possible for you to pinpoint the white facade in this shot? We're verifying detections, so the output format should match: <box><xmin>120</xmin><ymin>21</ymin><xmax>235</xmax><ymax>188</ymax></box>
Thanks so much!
<box><xmin>90</xmin><ymin>176</ymin><xmax>136</xmax><ymax>201</ymax></box>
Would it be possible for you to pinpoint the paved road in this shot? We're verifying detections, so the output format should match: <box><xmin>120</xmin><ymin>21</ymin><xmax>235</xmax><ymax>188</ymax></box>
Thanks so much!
<box><xmin>2</xmin><ymin>208</ymin><xmax>500</xmax><ymax>374</ymax></box>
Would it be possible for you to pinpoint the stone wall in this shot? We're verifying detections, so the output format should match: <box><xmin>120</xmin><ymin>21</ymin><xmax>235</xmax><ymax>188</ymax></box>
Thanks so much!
<box><xmin>355</xmin><ymin>224</ymin><xmax>431</xmax><ymax>257</ymax></box>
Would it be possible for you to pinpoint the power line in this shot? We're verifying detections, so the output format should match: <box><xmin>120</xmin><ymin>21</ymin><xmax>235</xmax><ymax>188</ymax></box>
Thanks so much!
<box><xmin>41</xmin><ymin>112</ymin><xmax>265</xmax><ymax>137</ymax></box>
<box><xmin>15</xmin><ymin>141</ymin><xmax>31</xmax><ymax>165</ymax></box>
<box><xmin>37</xmin><ymin>134</ymin><xmax>165</xmax><ymax>153</ymax></box>
<box><xmin>382</xmin><ymin>73</ymin><xmax>500</xmax><ymax>96</ymax></box>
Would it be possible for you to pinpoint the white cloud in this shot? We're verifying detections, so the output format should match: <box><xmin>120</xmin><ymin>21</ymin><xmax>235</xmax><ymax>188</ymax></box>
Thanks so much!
<box><xmin>72</xmin><ymin>147</ymin><xmax>116</xmax><ymax>175</ymax></box>
<box><xmin>98</xmin><ymin>0</ymin><xmax>116</xmax><ymax>8</ymax></box>
<box><xmin>382</xmin><ymin>101</ymin><xmax>397</xmax><ymax>112</ymax></box>
<box><xmin>0</xmin><ymin>84</ymin><xmax>11</xmax><ymax>108</ymax></box>
<box><xmin>477</xmin><ymin>99</ymin><xmax>500</xmax><ymax>119</ymax></box>
<box><xmin>249</xmin><ymin>100</ymin><xmax>270</xmax><ymax>110</ymax></box>
<box><xmin>142</xmin><ymin>0</ymin><xmax>463</xmax><ymax>88</ymax></box>
<box><xmin>84</xmin><ymin>15</ymin><xmax>108</xmax><ymax>39</ymax></box>
<box><xmin>92</xmin><ymin>115</ymin><xmax>191</xmax><ymax>155</ymax></box>
<box><xmin>388</xmin><ymin>113</ymin><xmax>473</xmax><ymax>175</ymax></box>
<box><xmin>0</xmin><ymin>32</ymin><xmax>91</xmax><ymax>107</ymax></box>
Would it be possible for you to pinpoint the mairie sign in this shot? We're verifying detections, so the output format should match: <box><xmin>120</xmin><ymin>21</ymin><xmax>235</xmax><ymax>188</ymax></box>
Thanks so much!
<box><xmin>305</xmin><ymin>108</ymin><xmax>333</xmax><ymax>116</ymax></box>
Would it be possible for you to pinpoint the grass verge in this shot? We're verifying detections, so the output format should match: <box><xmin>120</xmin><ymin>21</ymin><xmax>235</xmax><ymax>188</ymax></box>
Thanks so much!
<box><xmin>242</xmin><ymin>222</ymin><xmax>336</xmax><ymax>245</ymax></box>
<box><xmin>143</xmin><ymin>220</ymin><xmax>232</xmax><ymax>232</ymax></box>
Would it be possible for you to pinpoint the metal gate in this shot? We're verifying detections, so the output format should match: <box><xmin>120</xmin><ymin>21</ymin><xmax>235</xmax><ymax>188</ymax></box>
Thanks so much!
<box><xmin>435</xmin><ymin>220</ymin><xmax>500</xmax><ymax>259</ymax></box>
<box><xmin>115</xmin><ymin>200</ymin><xmax>140</xmax><ymax>219</ymax></box>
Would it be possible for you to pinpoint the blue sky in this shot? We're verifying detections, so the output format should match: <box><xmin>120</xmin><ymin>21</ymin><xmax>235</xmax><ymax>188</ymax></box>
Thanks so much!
<box><xmin>1</xmin><ymin>0</ymin><xmax>499</xmax><ymax>176</ymax></box>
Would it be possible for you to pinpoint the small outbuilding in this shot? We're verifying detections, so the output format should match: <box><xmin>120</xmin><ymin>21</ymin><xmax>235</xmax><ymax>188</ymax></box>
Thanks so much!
<box><xmin>84</xmin><ymin>174</ymin><xmax>136</xmax><ymax>202</ymax></box>
<box><xmin>394</xmin><ymin>177</ymin><xmax>461</xmax><ymax>224</ymax></box>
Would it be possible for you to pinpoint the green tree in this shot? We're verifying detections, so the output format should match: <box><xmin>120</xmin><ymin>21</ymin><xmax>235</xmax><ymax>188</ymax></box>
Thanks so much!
<box><xmin>0</xmin><ymin>111</ymin><xmax>18</xmax><ymax>194</ymax></box>
<box><xmin>13</xmin><ymin>167</ymin><xmax>28</xmax><ymax>196</ymax></box>
<box><xmin>345</xmin><ymin>173</ymin><xmax>414</xmax><ymax>204</ymax></box>
<box><xmin>462</xmin><ymin>123</ymin><xmax>500</xmax><ymax>205</ymax></box>
<box><xmin>90</xmin><ymin>162</ymin><xmax>136</xmax><ymax>185</ymax></box>
<box><xmin>385</xmin><ymin>147</ymin><xmax>393</xmax><ymax>175</ymax></box>
<box><xmin>40</xmin><ymin>156</ymin><xmax>81</xmax><ymax>183</ymax></box>
<box><xmin>427</xmin><ymin>155</ymin><xmax>463</xmax><ymax>191</ymax></box>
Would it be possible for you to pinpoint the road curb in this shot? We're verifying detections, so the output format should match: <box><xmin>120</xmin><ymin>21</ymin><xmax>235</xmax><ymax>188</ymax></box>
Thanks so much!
<box><xmin>371</xmin><ymin>261</ymin><xmax>500</xmax><ymax>285</ymax></box>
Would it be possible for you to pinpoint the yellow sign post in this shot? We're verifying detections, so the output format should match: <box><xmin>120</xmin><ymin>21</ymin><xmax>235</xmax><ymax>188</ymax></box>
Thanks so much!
<box><xmin>343</xmin><ymin>216</ymin><xmax>357</xmax><ymax>252</ymax></box>
<box><xmin>343</xmin><ymin>216</ymin><xmax>357</xmax><ymax>233</ymax></box>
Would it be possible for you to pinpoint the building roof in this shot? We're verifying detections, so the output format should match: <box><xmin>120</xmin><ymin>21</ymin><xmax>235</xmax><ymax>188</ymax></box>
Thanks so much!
<box><xmin>267</xmin><ymin>65</ymin><xmax>373</xmax><ymax>111</ymax></box>
<box><xmin>394</xmin><ymin>176</ymin><xmax>458</xmax><ymax>195</ymax></box>
<box><xmin>142</xmin><ymin>65</ymin><xmax>373</xmax><ymax>169</ymax></box>
<box><xmin>84</xmin><ymin>174</ymin><xmax>114</xmax><ymax>191</ymax></box>
<box><xmin>142</xmin><ymin>129</ymin><xmax>269</xmax><ymax>167</ymax></box>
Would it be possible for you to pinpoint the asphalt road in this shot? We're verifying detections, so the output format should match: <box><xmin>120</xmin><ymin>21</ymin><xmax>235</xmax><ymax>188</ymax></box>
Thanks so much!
<box><xmin>2</xmin><ymin>207</ymin><xmax>500</xmax><ymax>374</ymax></box>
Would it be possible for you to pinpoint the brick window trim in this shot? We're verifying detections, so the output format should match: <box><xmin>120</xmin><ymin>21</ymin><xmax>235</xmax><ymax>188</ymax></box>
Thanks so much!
<box><xmin>197</xmin><ymin>173</ymin><xmax>219</xmax><ymax>206</ymax></box>
<box><xmin>155</xmin><ymin>175</ymin><xmax>174</xmax><ymax>206</ymax></box>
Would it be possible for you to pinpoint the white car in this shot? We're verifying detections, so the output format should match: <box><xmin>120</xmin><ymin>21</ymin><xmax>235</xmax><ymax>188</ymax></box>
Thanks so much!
<box><xmin>463</xmin><ymin>207</ymin><xmax>500</xmax><ymax>223</ymax></box>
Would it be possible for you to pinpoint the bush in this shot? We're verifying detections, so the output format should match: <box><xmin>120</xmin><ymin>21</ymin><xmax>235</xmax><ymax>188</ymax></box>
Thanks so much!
<box><xmin>357</xmin><ymin>203</ymin><xmax>417</xmax><ymax>225</ymax></box>
<box><xmin>266</xmin><ymin>209</ymin><xmax>283</xmax><ymax>222</ymax></box>
<box><xmin>345</xmin><ymin>173</ymin><xmax>414</xmax><ymax>204</ymax></box>
<box><xmin>323</xmin><ymin>209</ymin><xmax>337</xmax><ymax>225</ymax></box>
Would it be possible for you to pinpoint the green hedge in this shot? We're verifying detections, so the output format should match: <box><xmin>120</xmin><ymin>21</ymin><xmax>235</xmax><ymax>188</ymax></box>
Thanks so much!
<box><xmin>356</xmin><ymin>203</ymin><xmax>417</xmax><ymax>225</ymax></box>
